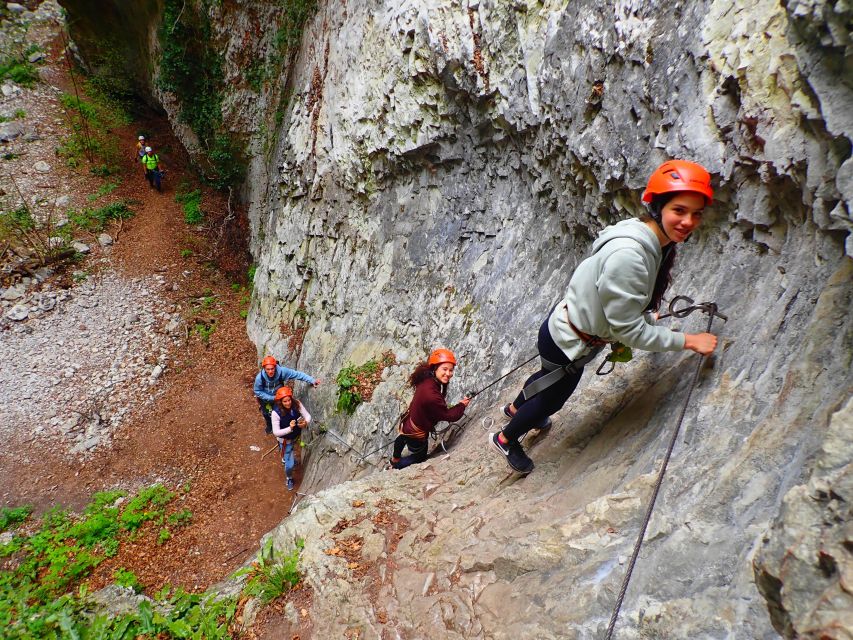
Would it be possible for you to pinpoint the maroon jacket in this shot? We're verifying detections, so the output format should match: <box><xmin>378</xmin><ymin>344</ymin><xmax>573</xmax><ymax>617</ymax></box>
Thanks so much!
<box><xmin>401</xmin><ymin>377</ymin><xmax>466</xmax><ymax>439</ymax></box>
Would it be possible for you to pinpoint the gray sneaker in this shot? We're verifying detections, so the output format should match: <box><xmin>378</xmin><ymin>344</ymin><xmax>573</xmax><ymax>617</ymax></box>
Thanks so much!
<box><xmin>489</xmin><ymin>432</ymin><xmax>534</xmax><ymax>474</ymax></box>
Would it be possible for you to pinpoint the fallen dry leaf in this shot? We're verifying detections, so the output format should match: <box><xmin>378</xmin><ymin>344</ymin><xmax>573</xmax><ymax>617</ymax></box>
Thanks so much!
<box><xmin>352</xmin><ymin>500</ymin><xmax>365</xmax><ymax>508</ymax></box>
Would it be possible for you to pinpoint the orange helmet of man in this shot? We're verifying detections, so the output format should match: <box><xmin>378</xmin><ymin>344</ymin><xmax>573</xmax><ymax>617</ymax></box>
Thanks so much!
<box><xmin>262</xmin><ymin>356</ymin><xmax>277</xmax><ymax>368</ymax></box>
<box><xmin>274</xmin><ymin>386</ymin><xmax>293</xmax><ymax>402</ymax></box>
<box><xmin>642</xmin><ymin>160</ymin><xmax>713</xmax><ymax>204</ymax></box>
<box><xmin>427</xmin><ymin>348</ymin><xmax>457</xmax><ymax>367</ymax></box>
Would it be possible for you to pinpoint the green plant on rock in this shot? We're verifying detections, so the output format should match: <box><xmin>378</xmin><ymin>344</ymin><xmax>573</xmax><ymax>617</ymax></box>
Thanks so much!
<box><xmin>238</xmin><ymin>537</ymin><xmax>303</xmax><ymax>604</ymax></box>
<box><xmin>335</xmin><ymin>350</ymin><xmax>397</xmax><ymax>415</ymax></box>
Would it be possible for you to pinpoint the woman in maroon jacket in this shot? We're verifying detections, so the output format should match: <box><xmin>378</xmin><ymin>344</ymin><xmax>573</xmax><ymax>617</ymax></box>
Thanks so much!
<box><xmin>390</xmin><ymin>348</ymin><xmax>471</xmax><ymax>469</ymax></box>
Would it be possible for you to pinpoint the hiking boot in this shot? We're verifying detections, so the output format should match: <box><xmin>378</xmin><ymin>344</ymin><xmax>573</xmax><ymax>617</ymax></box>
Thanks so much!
<box><xmin>265</xmin><ymin>426</ymin><xmax>272</xmax><ymax>435</ymax></box>
<box><xmin>489</xmin><ymin>432</ymin><xmax>534</xmax><ymax>474</ymax></box>
<box><xmin>286</xmin><ymin>477</ymin><xmax>295</xmax><ymax>491</ymax></box>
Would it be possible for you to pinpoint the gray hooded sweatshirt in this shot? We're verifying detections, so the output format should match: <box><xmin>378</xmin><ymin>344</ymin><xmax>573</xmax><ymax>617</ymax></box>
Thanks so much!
<box><xmin>548</xmin><ymin>218</ymin><xmax>686</xmax><ymax>361</ymax></box>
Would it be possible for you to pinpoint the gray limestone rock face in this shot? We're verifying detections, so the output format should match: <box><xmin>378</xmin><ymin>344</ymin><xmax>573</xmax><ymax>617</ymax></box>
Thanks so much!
<box><xmin>753</xmin><ymin>398</ymin><xmax>853</xmax><ymax>639</ymax></box>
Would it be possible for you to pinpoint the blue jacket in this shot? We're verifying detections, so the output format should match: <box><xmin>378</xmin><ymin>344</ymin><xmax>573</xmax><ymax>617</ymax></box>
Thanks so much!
<box><xmin>253</xmin><ymin>364</ymin><xmax>316</xmax><ymax>402</ymax></box>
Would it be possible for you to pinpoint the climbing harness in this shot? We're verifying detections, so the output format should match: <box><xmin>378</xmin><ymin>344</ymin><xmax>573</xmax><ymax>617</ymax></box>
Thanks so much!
<box><xmin>604</xmin><ymin>298</ymin><xmax>726</xmax><ymax>640</ymax></box>
<box><xmin>522</xmin><ymin>347</ymin><xmax>604</xmax><ymax>400</ymax></box>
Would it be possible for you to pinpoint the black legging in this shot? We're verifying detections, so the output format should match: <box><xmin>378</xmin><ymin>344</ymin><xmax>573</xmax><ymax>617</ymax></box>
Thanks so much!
<box><xmin>502</xmin><ymin>315</ymin><xmax>585</xmax><ymax>443</ymax></box>
<box><xmin>391</xmin><ymin>434</ymin><xmax>428</xmax><ymax>469</ymax></box>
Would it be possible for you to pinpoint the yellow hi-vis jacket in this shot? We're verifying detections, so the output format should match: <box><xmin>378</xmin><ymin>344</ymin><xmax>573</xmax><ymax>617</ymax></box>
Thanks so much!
<box><xmin>141</xmin><ymin>153</ymin><xmax>159</xmax><ymax>170</ymax></box>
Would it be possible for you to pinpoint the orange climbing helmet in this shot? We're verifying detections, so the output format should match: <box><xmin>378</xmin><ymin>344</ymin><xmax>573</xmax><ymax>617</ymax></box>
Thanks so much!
<box><xmin>642</xmin><ymin>160</ymin><xmax>713</xmax><ymax>204</ymax></box>
<box><xmin>274</xmin><ymin>386</ymin><xmax>293</xmax><ymax>402</ymax></box>
<box><xmin>427</xmin><ymin>348</ymin><xmax>457</xmax><ymax>367</ymax></box>
<box><xmin>262</xmin><ymin>356</ymin><xmax>277</xmax><ymax>368</ymax></box>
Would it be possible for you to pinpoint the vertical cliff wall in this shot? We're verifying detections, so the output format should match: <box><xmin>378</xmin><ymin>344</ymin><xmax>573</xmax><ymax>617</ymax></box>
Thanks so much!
<box><xmin>244</xmin><ymin>0</ymin><xmax>852</xmax><ymax>637</ymax></box>
<box><xmin>60</xmin><ymin>0</ymin><xmax>852</xmax><ymax>637</ymax></box>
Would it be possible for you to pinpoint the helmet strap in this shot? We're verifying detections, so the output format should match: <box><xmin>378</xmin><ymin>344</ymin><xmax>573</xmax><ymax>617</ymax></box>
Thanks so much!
<box><xmin>649</xmin><ymin>194</ymin><xmax>679</xmax><ymax>244</ymax></box>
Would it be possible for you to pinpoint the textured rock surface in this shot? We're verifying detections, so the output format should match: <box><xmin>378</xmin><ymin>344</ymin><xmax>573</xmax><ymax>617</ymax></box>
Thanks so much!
<box><xmin>753</xmin><ymin>397</ymin><xmax>853</xmax><ymax>639</ymax></box>
<box><xmin>61</xmin><ymin>0</ymin><xmax>853</xmax><ymax>637</ymax></box>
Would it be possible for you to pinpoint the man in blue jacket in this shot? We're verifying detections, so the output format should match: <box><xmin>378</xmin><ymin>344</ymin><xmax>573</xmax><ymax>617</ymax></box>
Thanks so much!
<box><xmin>254</xmin><ymin>355</ymin><xmax>321</xmax><ymax>434</ymax></box>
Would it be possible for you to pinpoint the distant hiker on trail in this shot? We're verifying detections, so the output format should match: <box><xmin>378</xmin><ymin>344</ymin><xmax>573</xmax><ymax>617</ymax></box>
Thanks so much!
<box><xmin>490</xmin><ymin>160</ymin><xmax>719</xmax><ymax>475</ymax></box>
<box><xmin>135</xmin><ymin>135</ymin><xmax>147</xmax><ymax>161</ymax></box>
<box><xmin>253</xmin><ymin>355</ymin><xmax>320</xmax><ymax>435</ymax></box>
<box><xmin>140</xmin><ymin>146</ymin><xmax>164</xmax><ymax>192</ymax></box>
<box><xmin>270</xmin><ymin>386</ymin><xmax>311</xmax><ymax>491</ymax></box>
<box><xmin>389</xmin><ymin>349</ymin><xmax>470</xmax><ymax>470</ymax></box>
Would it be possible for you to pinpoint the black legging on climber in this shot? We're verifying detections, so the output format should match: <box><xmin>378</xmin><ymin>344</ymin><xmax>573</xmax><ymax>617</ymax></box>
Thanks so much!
<box><xmin>491</xmin><ymin>160</ymin><xmax>720</xmax><ymax>475</ymax></box>
<box><xmin>391</xmin><ymin>349</ymin><xmax>471</xmax><ymax>470</ymax></box>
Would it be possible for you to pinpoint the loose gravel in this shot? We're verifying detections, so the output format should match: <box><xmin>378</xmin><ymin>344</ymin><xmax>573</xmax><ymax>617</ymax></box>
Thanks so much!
<box><xmin>0</xmin><ymin>271</ymin><xmax>183</xmax><ymax>455</ymax></box>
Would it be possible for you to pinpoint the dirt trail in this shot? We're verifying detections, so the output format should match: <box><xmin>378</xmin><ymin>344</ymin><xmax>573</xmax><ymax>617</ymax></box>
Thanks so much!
<box><xmin>0</xmin><ymin>18</ymin><xmax>298</xmax><ymax>595</ymax></box>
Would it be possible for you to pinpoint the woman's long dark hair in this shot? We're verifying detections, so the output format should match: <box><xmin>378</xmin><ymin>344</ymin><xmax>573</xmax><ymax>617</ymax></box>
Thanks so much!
<box><xmin>408</xmin><ymin>362</ymin><xmax>446</xmax><ymax>394</ymax></box>
<box><xmin>643</xmin><ymin>193</ymin><xmax>678</xmax><ymax>312</ymax></box>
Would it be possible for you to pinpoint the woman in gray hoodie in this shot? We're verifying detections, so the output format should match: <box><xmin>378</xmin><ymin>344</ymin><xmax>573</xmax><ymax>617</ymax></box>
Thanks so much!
<box><xmin>491</xmin><ymin>160</ymin><xmax>719</xmax><ymax>474</ymax></box>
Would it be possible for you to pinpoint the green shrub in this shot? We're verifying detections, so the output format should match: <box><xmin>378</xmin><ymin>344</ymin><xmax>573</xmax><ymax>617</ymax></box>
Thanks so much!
<box><xmin>113</xmin><ymin>567</ymin><xmax>143</xmax><ymax>593</ymax></box>
<box><xmin>0</xmin><ymin>59</ymin><xmax>39</xmax><ymax>87</ymax></box>
<box><xmin>0</xmin><ymin>505</ymin><xmax>31</xmax><ymax>532</ymax></box>
<box><xmin>175</xmin><ymin>189</ymin><xmax>203</xmax><ymax>224</ymax></box>
<box><xmin>68</xmin><ymin>201</ymin><xmax>133</xmax><ymax>232</ymax></box>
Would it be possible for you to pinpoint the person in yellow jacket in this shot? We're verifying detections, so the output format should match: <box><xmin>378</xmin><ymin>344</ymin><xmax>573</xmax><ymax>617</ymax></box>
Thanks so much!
<box><xmin>141</xmin><ymin>146</ymin><xmax>164</xmax><ymax>192</ymax></box>
<box><xmin>135</xmin><ymin>135</ymin><xmax>147</xmax><ymax>161</ymax></box>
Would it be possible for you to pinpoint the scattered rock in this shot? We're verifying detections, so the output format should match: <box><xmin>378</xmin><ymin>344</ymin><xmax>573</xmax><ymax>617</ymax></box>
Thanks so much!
<box><xmin>98</xmin><ymin>233</ymin><xmax>113</xmax><ymax>247</ymax></box>
<box><xmin>6</xmin><ymin>3</ymin><xmax>25</xmax><ymax>14</ymax></box>
<box><xmin>2</xmin><ymin>284</ymin><xmax>25</xmax><ymax>301</ymax></box>
<box><xmin>6</xmin><ymin>304</ymin><xmax>29</xmax><ymax>321</ymax></box>
<box><xmin>55</xmin><ymin>195</ymin><xmax>70</xmax><ymax>208</ymax></box>
<box><xmin>47</xmin><ymin>236</ymin><xmax>64</xmax><ymax>249</ymax></box>
<box><xmin>0</xmin><ymin>121</ymin><xmax>24</xmax><ymax>142</ymax></box>
<box><xmin>0</xmin><ymin>84</ymin><xmax>20</xmax><ymax>97</ymax></box>
<box><xmin>164</xmin><ymin>315</ymin><xmax>182</xmax><ymax>334</ymax></box>
<box><xmin>72</xmin><ymin>241</ymin><xmax>91</xmax><ymax>254</ymax></box>
<box><xmin>27</xmin><ymin>51</ymin><xmax>45</xmax><ymax>63</ymax></box>
<box><xmin>33</xmin><ymin>160</ymin><xmax>51</xmax><ymax>173</ymax></box>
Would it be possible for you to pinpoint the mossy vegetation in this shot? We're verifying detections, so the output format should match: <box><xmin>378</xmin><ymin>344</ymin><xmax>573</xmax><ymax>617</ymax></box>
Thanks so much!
<box><xmin>157</xmin><ymin>0</ymin><xmax>244</xmax><ymax>189</ymax></box>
